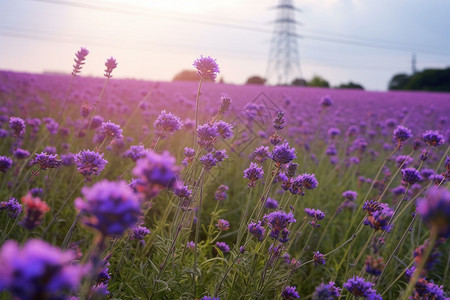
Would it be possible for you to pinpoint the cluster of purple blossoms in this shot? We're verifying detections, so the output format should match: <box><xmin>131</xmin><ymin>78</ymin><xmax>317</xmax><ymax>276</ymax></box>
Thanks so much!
<box><xmin>75</xmin><ymin>180</ymin><xmax>141</xmax><ymax>236</ymax></box>
<box><xmin>396</xmin><ymin>155</ymin><xmax>414</xmax><ymax>168</ymax></box>
<box><xmin>393</xmin><ymin>125</ymin><xmax>412</xmax><ymax>144</ymax></box>
<box><xmin>215</xmin><ymin>242</ymin><xmax>230</xmax><ymax>254</ymax></box>
<box><xmin>104</xmin><ymin>57</ymin><xmax>118</xmax><ymax>78</ymax></box>
<box><xmin>343</xmin><ymin>276</ymin><xmax>380</xmax><ymax>298</ymax></box>
<box><xmin>328</xmin><ymin>127</ymin><xmax>341</xmax><ymax>139</ymax></box>
<box><xmin>243</xmin><ymin>162</ymin><xmax>264</xmax><ymax>188</ymax></box>
<box><xmin>363</xmin><ymin>200</ymin><xmax>383</xmax><ymax>215</ymax></box>
<box><xmin>364</xmin><ymin>203</ymin><xmax>394</xmax><ymax>232</ymax></box>
<box><xmin>131</xmin><ymin>225</ymin><xmax>151</xmax><ymax>246</ymax></box>
<box><xmin>422</xmin><ymin>130</ymin><xmax>445</xmax><ymax>146</ymax></box>
<box><xmin>417</xmin><ymin>187</ymin><xmax>450</xmax><ymax>238</ymax></box>
<box><xmin>200</xmin><ymin>153</ymin><xmax>217</xmax><ymax>171</ymax></box>
<box><xmin>253</xmin><ymin>146</ymin><xmax>270</xmax><ymax>163</ymax></box>
<box><xmin>313</xmin><ymin>251</ymin><xmax>326</xmax><ymax>265</ymax></box>
<box><xmin>72</xmin><ymin>47</ymin><xmax>89</xmax><ymax>76</ymax></box>
<box><xmin>0</xmin><ymin>239</ymin><xmax>87</xmax><ymax>300</ymax></box>
<box><xmin>289</xmin><ymin>173</ymin><xmax>319</xmax><ymax>195</ymax></box>
<box><xmin>75</xmin><ymin>150</ymin><xmax>108</xmax><ymax>180</ymax></box>
<box><xmin>248</xmin><ymin>221</ymin><xmax>266</xmax><ymax>241</ymax></box>
<box><xmin>201</xmin><ymin>296</ymin><xmax>220</xmax><ymax>300</ymax></box>
<box><xmin>0</xmin><ymin>198</ymin><xmax>22</xmax><ymax>219</ymax></box>
<box><xmin>43</xmin><ymin>117</ymin><xmax>59</xmax><ymax>135</ymax></box>
<box><xmin>364</xmin><ymin>255</ymin><xmax>385</xmax><ymax>276</ymax></box>
<box><xmin>273</xmin><ymin>111</ymin><xmax>286</xmax><ymax>130</ymax></box>
<box><xmin>320</xmin><ymin>95</ymin><xmax>333</xmax><ymax>107</ymax></box>
<box><xmin>29</xmin><ymin>152</ymin><xmax>63</xmax><ymax>170</ymax></box>
<box><xmin>183</xmin><ymin>147</ymin><xmax>195</xmax><ymax>165</ymax></box>
<box><xmin>326</xmin><ymin>144</ymin><xmax>337</xmax><ymax>156</ymax></box>
<box><xmin>43</xmin><ymin>146</ymin><xmax>56</xmax><ymax>155</ymax></box>
<box><xmin>14</xmin><ymin>148</ymin><xmax>30</xmax><ymax>159</ymax></box>
<box><xmin>9</xmin><ymin>116</ymin><xmax>26</xmax><ymax>137</ymax></box>
<box><xmin>286</xmin><ymin>163</ymin><xmax>298</xmax><ymax>178</ymax></box>
<box><xmin>305</xmin><ymin>208</ymin><xmax>325</xmax><ymax>227</ymax></box>
<box><xmin>312</xmin><ymin>281</ymin><xmax>341</xmax><ymax>300</ymax></box>
<box><xmin>0</xmin><ymin>155</ymin><xmax>13</xmax><ymax>172</ymax></box>
<box><xmin>401</xmin><ymin>167</ymin><xmax>422</xmax><ymax>185</ymax></box>
<box><xmin>193</xmin><ymin>55</ymin><xmax>220</xmax><ymax>81</ymax></box>
<box><xmin>123</xmin><ymin>145</ymin><xmax>147</xmax><ymax>162</ymax></box>
<box><xmin>214</xmin><ymin>185</ymin><xmax>229</xmax><ymax>201</ymax></box>
<box><xmin>265</xmin><ymin>197</ymin><xmax>278</xmax><ymax>209</ymax></box>
<box><xmin>101</xmin><ymin>121</ymin><xmax>123</xmax><ymax>140</ymax></box>
<box><xmin>218</xmin><ymin>95</ymin><xmax>232</xmax><ymax>115</ymax></box>
<box><xmin>216</xmin><ymin>219</ymin><xmax>230</xmax><ymax>231</ymax></box>
<box><xmin>281</xmin><ymin>286</ymin><xmax>300</xmax><ymax>299</ymax></box>
<box><xmin>270</xmin><ymin>142</ymin><xmax>296</xmax><ymax>166</ymax></box>
<box><xmin>90</xmin><ymin>115</ymin><xmax>104</xmax><ymax>129</ymax></box>
<box><xmin>263</xmin><ymin>210</ymin><xmax>296</xmax><ymax>242</ymax></box>
<box><xmin>132</xmin><ymin>151</ymin><xmax>180</xmax><ymax>199</ymax></box>
<box><xmin>186</xmin><ymin>241</ymin><xmax>196</xmax><ymax>251</ymax></box>
<box><xmin>215</xmin><ymin>120</ymin><xmax>234</xmax><ymax>139</ymax></box>
<box><xmin>153</xmin><ymin>110</ymin><xmax>183</xmax><ymax>139</ymax></box>
<box><xmin>343</xmin><ymin>190</ymin><xmax>358</xmax><ymax>201</ymax></box>
<box><xmin>174</xmin><ymin>185</ymin><xmax>192</xmax><ymax>199</ymax></box>
<box><xmin>197</xmin><ymin>123</ymin><xmax>219</xmax><ymax>152</ymax></box>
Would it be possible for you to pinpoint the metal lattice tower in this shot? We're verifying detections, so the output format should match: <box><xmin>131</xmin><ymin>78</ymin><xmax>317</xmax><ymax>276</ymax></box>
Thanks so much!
<box><xmin>265</xmin><ymin>0</ymin><xmax>302</xmax><ymax>85</ymax></box>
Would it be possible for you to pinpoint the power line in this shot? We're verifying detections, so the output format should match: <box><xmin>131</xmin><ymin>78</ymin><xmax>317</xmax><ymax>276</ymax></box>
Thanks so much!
<box><xmin>31</xmin><ymin>0</ymin><xmax>450</xmax><ymax>57</ymax></box>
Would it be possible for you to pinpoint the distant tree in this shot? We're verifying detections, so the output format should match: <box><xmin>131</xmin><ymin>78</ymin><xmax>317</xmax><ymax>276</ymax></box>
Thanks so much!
<box><xmin>405</xmin><ymin>68</ymin><xmax>450</xmax><ymax>92</ymax></box>
<box><xmin>388</xmin><ymin>73</ymin><xmax>410</xmax><ymax>90</ymax></box>
<box><xmin>308</xmin><ymin>75</ymin><xmax>330</xmax><ymax>88</ymax></box>
<box><xmin>173</xmin><ymin>70</ymin><xmax>198</xmax><ymax>81</ymax></box>
<box><xmin>337</xmin><ymin>81</ymin><xmax>364</xmax><ymax>90</ymax></box>
<box><xmin>291</xmin><ymin>78</ymin><xmax>307</xmax><ymax>86</ymax></box>
<box><xmin>246</xmin><ymin>76</ymin><xmax>266</xmax><ymax>85</ymax></box>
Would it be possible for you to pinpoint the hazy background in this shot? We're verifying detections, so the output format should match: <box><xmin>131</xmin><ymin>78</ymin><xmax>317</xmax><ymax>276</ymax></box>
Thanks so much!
<box><xmin>1</xmin><ymin>0</ymin><xmax>449</xmax><ymax>90</ymax></box>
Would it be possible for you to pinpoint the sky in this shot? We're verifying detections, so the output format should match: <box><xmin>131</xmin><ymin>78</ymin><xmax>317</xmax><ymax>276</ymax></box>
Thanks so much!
<box><xmin>0</xmin><ymin>0</ymin><xmax>450</xmax><ymax>91</ymax></box>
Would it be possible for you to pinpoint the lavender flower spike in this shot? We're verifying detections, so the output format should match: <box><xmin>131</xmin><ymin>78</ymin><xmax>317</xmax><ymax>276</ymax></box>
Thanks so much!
<box><xmin>72</xmin><ymin>47</ymin><xmax>89</xmax><ymax>76</ymax></box>
<box><xmin>104</xmin><ymin>57</ymin><xmax>118</xmax><ymax>78</ymax></box>
<box><xmin>193</xmin><ymin>55</ymin><xmax>220</xmax><ymax>81</ymax></box>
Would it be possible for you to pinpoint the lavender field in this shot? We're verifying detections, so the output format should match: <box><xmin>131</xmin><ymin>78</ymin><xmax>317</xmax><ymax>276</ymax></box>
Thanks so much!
<box><xmin>0</xmin><ymin>51</ymin><xmax>449</xmax><ymax>300</ymax></box>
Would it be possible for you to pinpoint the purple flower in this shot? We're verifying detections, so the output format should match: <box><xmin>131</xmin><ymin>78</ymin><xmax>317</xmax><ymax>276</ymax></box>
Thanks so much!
<box><xmin>186</xmin><ymin>241</ymin><xmax>195</xmax><ymax>251</ymax></box>
<box><xmin>75</xmin><ymin>180</ymin><xmax>141</xmax><ymax>236</ymax></box>
<box><xmin>313</xmin><ymin>251</ymin><xmax>326</xmax><ymax>265</ymax></box>
<box><xmin>396</xmin><ymin>155</ymin><xmax>413</xmax><ymax>168</ymax></box>
<box><xmin>104</xmin><ymin>57</ymin><xmax>118</xmax><ymax>78</ymax></box>
<box><xmin>123</xmin><ymin>145</ymin><xmax>147</xmax><ymax>162</ymax></box>
<box><xmin>193</xmin><ymin>55</ymin><xmax>220</xmax><ymax>81</ymax></box>
<box><xmin>273</xmin><ymin>111</ymin><xmax>286</xmax><ymax>130</ymax></box>
<box><xmin>9</xmin><ymin>116</ymin><xmax>26</xmax><ymax>137</ymax></box>
<box><xmin>401</xmin><ymin>168</ymin><xmax>422</xmax><ymax>185</ymax></box>
<box><xmin>174</xmin><ymin>185</ymin><xmax>192</xmax><ymax>199</ymax></box>
<box><xmin>0</xmin><ymin>239</ymin><xmax>87</xmax><ymax>299</ymax></box>
<box><xmin>215</xmin><ymin>120</ymin><xmax>233</xmax><ymax>139</ymax></box>
<box><xmin>253</xmin><ymin>146</ymin><xmax>270</xmax><ymax>163</ymax></box>
<box><xmin>218</xmin><ymin>95</ymin><xmax>232</xmax><ymax>114</ymax></box>
<box><xmin>364</xmin><ymin>203</ymin><xmax>394</xmax><ymax>232</ymax></box>
<box><xmin>270</xmin><ymin>142</ymin><xmax>296</xmax><ymax>166</ymax></box>
<box><xmin>0</xmin><ymin>198</ymin><xmax>22</xmax><ymax>219</ymax></box>
<box><xmin>214</xmin><ymin>149</ymin><xmax>228</xmax><ymax>163</ymax></box>
<box><xmin>75</xmin><ymin>150</ymin><xmax>108</xmax><ymax>180</ymax></box>
<box><xmin>72</xmin><ymin>47</ymin><xmax>89</xmax><ymax>76</ymax></box>
<box><xmin>300</xmin><ymin>173</ymin><xmax>319</xmax><ymax>189</ymax></box>
<box><xmin>197</xmin><ymin>123</ymin><xmax>219</xmax><ymax>152</ymax></box>
<box><xmin>265</xmin><ymin>197</ymin><xmax>278</xmax><ymax>209</ymax></box>
<box><xmin>132</xmin><ymin>151</ymin><xmax>180</xmax><ymax>199</ymax></box>
<box><xmin>131</xmin><ymin>225</ymin><xmax>151</xmax><ymax>245</ymax></box>
<box><xmin>215</xmin><ymin>242</ymin><xmax>230</xmax><ymax>254</ymax></box>
<box><xmin>326</xmin><ymin>144</ymin><xmax>337</xmax><ymax>156</ymax></box>
<box><xmin>14</xmin><ymin>148</ymin><xmax>30</xmax><ymax>159</ymax></box>
<box><xmin>328</xmin><ymin>127</ymin><xmax>341</xmax><ymax>139</ymax></box>
<box><xmin>363</xmin><ymin>200</ymin><xmax>383</xmax><ymax>215</ymax></box>
<box><xmin>417</xmin><ymin>187</ymin><xmax>450</xmax><ymax>238</ymax></box>
<box><xmin>201</xmin><ymin>297</ymin><xmax>220</xmax><ymax>300</ymax></box>
<box><xmin>101</xmin><ymin>121</ymin><xmax>123</xmax><ymax>140</ymax></box>
<box><xmin>90</xmin><ymin>115</ymin><xmax>104</xmax><ymax>129</ymax></box>
<box><xmin>243</xmin><ymin>162</ymin><xmax>264</xmax><ymax>188</ymax></box>
<box><xmin>0</xmin><ymin>156</ymin><xmax>13</xmax><ymax>172</ymax></box>
<box><xmin>286</xmin><ymin>163</ymin><xmax>298</xmax><ymax>178</ymax></box>
<box><xmin>214</xmin><ymin>185</ymin><xmax>229</xmax><ymax>201</ymax></box>
<box><xmin>281</xmin><ymin>286</ymin><xmax>300</xmax><ymax>299</ymax></box>
<box><xmin>343</xmin><ymin>276</ymin><xmax>376</xmax><ymax>298</ymax></box>
<box><xmin>248</xmin><ymin>221</ymin><xmax>266</xmax><ymax>241</ymax></box>
<box><xmin>20</xmin><ymin>193</ymin><xmax>50</xmax><ymax>229</ymax></box>
<box><xmin>393</xmin><ymin>125</ymin><xmax>412</xmax><ymax>143</ymax></box>
<box><xmin>264</xmin><ymin>210</ymin><xmax>296</xmax><ymax>240</ymax></box>
<box><xmin>216</xmin><ymin>219</ymin><xmax>230</xmax><ymax>231</ymax></box>
<box><xmin>312</xmin><ymin>281</ymin><xmax>341</xmax><ymax>300</ymax></box>
<box><xmin>200</xmin><ymin>153</ymin><xmax>217</xmax><ymax>170</ymax></box>
<box><xmin>342</xmin><ymin>190</ymin><xmax>358</xmax><ymax>201</ymax></box>
<box><xmin>43</xmin><ymin>117</ymin><xmax>59</xmax><ymax>135</ymax></box>
<box><xmin>423</xmin><ymin>130</ymin><xmax>445</xmax><ymax>146</ymax></box>
<box><xmin>364</xmin><ymin>255</ymin><xmax>385</xmax><ymax>276</ymax></box>
<box><xmin>305</xmin><ymin>208</ymin><xmax>325</xmax><ymax>227</ymax></box>
<box><xmin>43</xmin><ymin>146</ymin><xmax>57</xmax><ymax>155</ymax></box>
<box><xmin>30</xmin><ymin>152</ymin><xmax>63</xmax><ymax>170</ymax></box>
<box><xmin>153</xmin><ymin>110</ymin><xmax>183</xmax><ymax>139</ymax></box>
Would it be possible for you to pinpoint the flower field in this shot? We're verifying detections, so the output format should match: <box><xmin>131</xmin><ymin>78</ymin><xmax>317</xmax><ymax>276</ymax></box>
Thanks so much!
<box><xmin>0</xmin><ymin>50</ymin><xmax>449</xmax><ymax>300</ymax></box>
